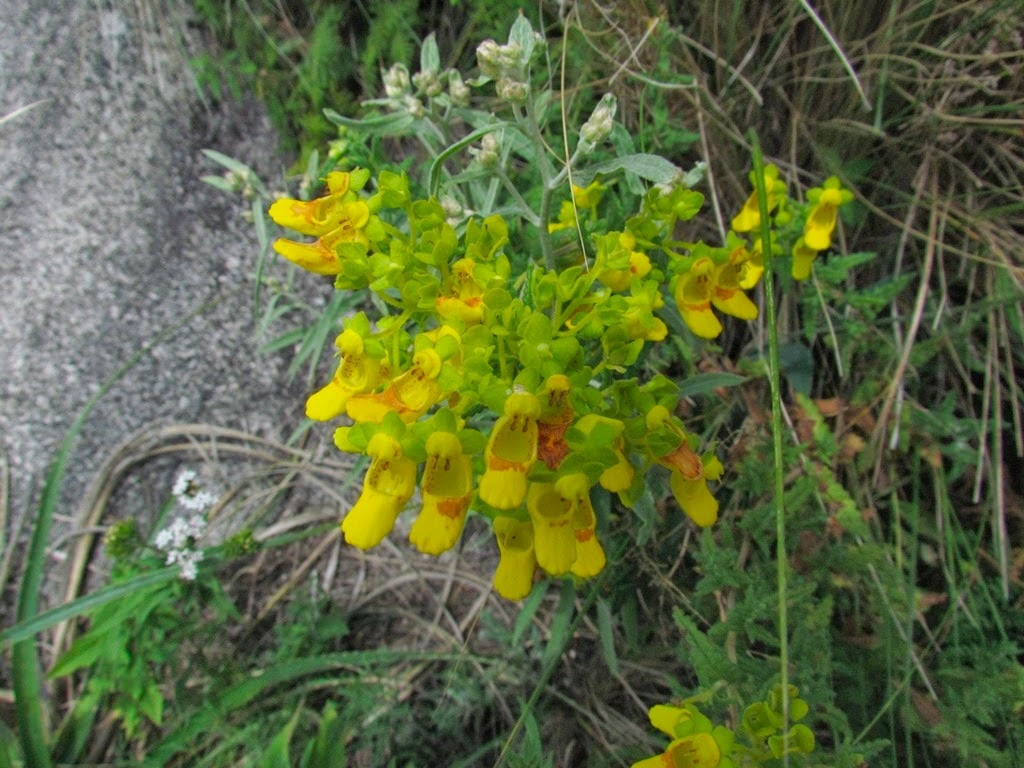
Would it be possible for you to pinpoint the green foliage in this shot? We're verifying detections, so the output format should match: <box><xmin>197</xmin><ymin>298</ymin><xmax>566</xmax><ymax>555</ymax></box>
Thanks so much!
<box><xmin>8</xmin><ymin>3</ymin><xmax>1023</xmax><ymax>768</ymax></box>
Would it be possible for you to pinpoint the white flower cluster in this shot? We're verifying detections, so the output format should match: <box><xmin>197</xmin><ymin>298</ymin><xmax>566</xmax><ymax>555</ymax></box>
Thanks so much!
<box><xmin>155</xmin><ymin>469</ymin><xmax>214</xmax><ymax>581</ymax></box>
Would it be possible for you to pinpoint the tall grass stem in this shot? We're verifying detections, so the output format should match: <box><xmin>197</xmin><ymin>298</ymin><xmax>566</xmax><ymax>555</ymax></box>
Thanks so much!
<box><xmin>748</xmin><ymin>131</ymin><xmax>790</xmax><ymax>760</ymax></box>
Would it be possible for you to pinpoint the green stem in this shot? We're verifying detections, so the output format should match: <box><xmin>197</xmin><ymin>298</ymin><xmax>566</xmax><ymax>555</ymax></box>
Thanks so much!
<box><xmin>749</xmin><ymin>131</ymin><xmax>791</xmax><ymax>759</ymax></box>
<box><xmin>513</xmin><ymin>103</ymin><xmax>556</xmax><ymax>269</ymax></box>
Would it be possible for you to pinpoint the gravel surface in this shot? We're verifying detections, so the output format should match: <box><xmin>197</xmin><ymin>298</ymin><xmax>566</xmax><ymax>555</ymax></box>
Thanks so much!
<box><xmin>0</xmin><ymin>0</ymin><xmax>318</xmax><ymax>605</ymax></box>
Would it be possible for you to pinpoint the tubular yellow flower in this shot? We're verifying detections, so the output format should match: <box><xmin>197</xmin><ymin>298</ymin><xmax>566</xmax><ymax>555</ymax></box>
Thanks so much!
<box><xmin>492</xmin><ymin>516</ymin><xmax>536</xmax><ymax>600</ymax></box>
<box><xmin>738</xmin><ymin>239</ymin><xmax>765</xmax><ymax>290</ymax></box>
<box><xmin>341</xmin><ymin>433</ymin><xmax>417</xmax><ymax>550</ymax></box>
<box><xmin>562</xmin><ymin>475</ymin><xmax>605</xmax><ymax>578</ymax></box>
<box><xmin>409</xmin><ymin>432</ymin><xmax>473</xmax><ymax>555</ymax></box>
<box><xmin>674</xmin><ymin>257</ymin><xmax>722</xmax><ymax>339</ymax></box>
<box><xmin>730</xmin><ymin>164</ymin><xmax>786</xmax><ymax>233</ymax></box>
<box><xmin>648</xmin><ymin>406</ymin><xmax>720</xmax><ymax>527</ymax></box>
<box><xmin>305</xmin><ymin>329</ymin><xmax>384</xmax><ymax>421</ymax></box>
<box><xmin>791</xmin><ymin>236</ymin><xmax>819</xmax><ymax>281</ymax></box>
<box><xmin>526</xmin><ymin>481</ymin><xmax>577</xmax><ymax>576</ymax></box>
<box><xmin>630</xmin><ymin>733</ymin><xmax>722</xmax><ymax>768</ymax></box>
<box><xmin>479</xmin><ymin>392</ymin><xmax>541</xmax><ymax>509</ymax></box>
<box><xmin>267</xmin><ymin>171</ymin><xmax>355</xmax><ymax>236</ymax></box>
<box><xmin>711</xmin><ymin>249</ymin><xmax>758</xmax><ymax>321</ymax></box>
<box><xmin>662</xmin><ymin>442</ymin><xmax>719</xmax><ymax>528</ymax></box>
<box><xmin>272</xmin><ymin>200</ymin><xmax>371</xmax><ymax>275</ymax></box>
<box><xmin>803</xmin><ymin>176</ymin><xmax>852</xmax><ymax>251</ymax></box>
<box><xmin>346</xmin><ymin>349</ymin><xmax>444</xmax><ymax>424</ymax></box>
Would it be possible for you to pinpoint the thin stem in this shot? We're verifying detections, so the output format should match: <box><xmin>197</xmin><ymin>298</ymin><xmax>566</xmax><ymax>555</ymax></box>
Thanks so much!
<box><xmin>749</xmin><ymin>131</ymin><xmax>791</xmax><ymax>760</ymax></box>
<box><xmin>513</xmin><ymin>102</ymin><xmax>557</xmax><ymax>269</ymax></box>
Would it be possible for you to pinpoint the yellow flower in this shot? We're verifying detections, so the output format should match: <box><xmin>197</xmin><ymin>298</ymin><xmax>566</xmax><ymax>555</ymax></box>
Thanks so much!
<box><xmin>674</xmin><ymin>257</ymin><xmax>722</xmax><ymax>339</ymax></box>
<box><xmin>346</xmin><ymin>349</ymin><xmax>444</xmax><ymax>424</ymax></box>
<box><xmin>526</xmin><ymin>481</ymin><xmax>577</xmax><ymax>576</ymax></box>
<box><xmin>409</xmin><ymin>432</ymin><xmax>473</xmax><ymax>555</ymax></box>
<box><xmin>436</xmin><ymin>258</ymin><xmax>486</xmax><ymax>324</ymax></box>
<box><xmin>492</xmin><ymin>516</ymin><xmax>536</xmax><ymax>600</ymax></box>
<box><xmin>648</xmin><ymin>406</ymin><xmax>720</xmax><ymax>527</ymax></box>
<box><xmin>305</xmin><ymin>329</ymin><xmax>385</xmax><ymax>421</ymax></box>
<box><xmin>564</xmin><ymin>475</ymin><xmax>605</xmax><ymax>579</ymax></box>
<box><xmin>630</xmin><ymin>733</ymin><xmax>723</xmax><ymax>768</ymax></box>
<box><xmin>738</xmin><ymin>239</ymin><xmax>765</xmax><ymax>290</ymax></box>
<box><xmin>730</xmin><ymin>164</ymin><xmax>786</xmax><ymax>233</ymax></box>
<box><xmin>791</xmin><ymin>236</ymin><xmax>819</xmax><ymax>281</ymax></box>
<box><xmin>803</xmin><ymin>176</ymin><xmax>852</xmax><ymax>251</ymax></box>
<box><xmin>341</xmin><ymin>433</ymin><xmax>417</xmax><ymax>550</ymax></box>
<box><xmin>271</xmin><ymin>200</ymin><xmax>371</xmax><ymax>275</ymax></box>
<box><xmin>267</xmin><ymin>171</ymin><xmax>355</xmax><ymax>236</ymax></box>
<box><xmin>479</xmin><ymin>392</ymin><xmax>541</xmax><ymax>509</ymax></box>
<box><xmin>575</xmin><ymin>414</ymin><xmax>634</xmax><ymax>493</ymax></box>
<box><xmin>711</xmin><ymin>249</ymin><xmax>758</xmax><ymax>321</ymax></box>
<box><xmin>669</xmin><ymin>469</ymin><xmax>718</xmax><ymax>528</ymax></box>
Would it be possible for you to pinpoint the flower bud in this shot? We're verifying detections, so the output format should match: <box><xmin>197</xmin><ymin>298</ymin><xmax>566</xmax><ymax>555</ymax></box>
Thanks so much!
<box><xmin>383</xmin><ymin>63</ymin><xmax>411</xmax><ymax>98</ymax></box>
<box><xmin>580</xmin><ymin>94</ymin><xmax>617</xmax><ymax>145</ymax></box>
<box><xmin>447</xmin><ymin>69</ymin><xmax>470</xmax><ymax>106</ymax></box>
<box><xmin>403</xmin><ymin>95</ymin><xmax>426</xmax><ymax>118</ymax></box>
<box><xmin>496</xmin><ymin>77</ymin><xmax>529</xmax><ymax>104</ymax></box>
<box><xmin>476</xmin><ymin>39</ymin><xmax>503</xmax><ymax>79</ymax></box>
<box><xmin>413</xmin><ymin>68</ymin><xmax>442</xmax><ymax>97</ymax></box>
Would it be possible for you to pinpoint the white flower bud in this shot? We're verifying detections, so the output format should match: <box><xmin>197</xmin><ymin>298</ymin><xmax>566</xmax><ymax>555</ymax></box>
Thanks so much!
<box><xmin>476</xmin><ymin>39</ymin><xmax>503</xmax><ymax>79</ymax></box>
<box><xmin>580</xmin><ymin>94</ymin><xmax>617</xmax><ymax>145</ymax></box>
<box><xmin>403</xmin><ymin>95</ymin><xmax>426</xmax><ymax>118</ymax></box>
<box><xmin>413</xmin><ymin>68</ymin><xmax>442</xmax><ymax>97</ymax></box>
<box><xmin>496</xmin><ymin>77</ymin><xmax>529</xmax><ymax>104</ymax></box>
<box><xmin>447</xmin><ymin>70</ymin><xmax>470</xmax><ymax>106</ymax></box>
<box><xmin>472</xmin><ymin>132</ymin><xmax>500</xmax><ymax>168</ymax></box>
<box><xmin>383</xmin><ymin>63</ymin><xmax>411</xmax><ymax>98</ymax></box>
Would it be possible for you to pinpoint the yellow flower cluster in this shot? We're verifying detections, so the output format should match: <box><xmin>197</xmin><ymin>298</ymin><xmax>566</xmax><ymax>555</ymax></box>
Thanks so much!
<box><xmin>632</xmin><ymin>687</ymin><xmax>816</xmax><ymax>767</ymax></box>
<box><xmin>268</xmin><ymin>170</ymin><xmax>377</xmax><ymax>275</ymax></box>
<box><xmin>631</xmin><ymin>703</ymin><xmax>736</xmax><ymax>768</ymax></box>
<box><xmin>730</xmin><ymin>165</ymin><xmax>854</xmax><ymax>282</ymax></box>
<box><xmin>266</xmin><ymin>170</ymin><xmax>742</xmax><ymax>601</ymax></box>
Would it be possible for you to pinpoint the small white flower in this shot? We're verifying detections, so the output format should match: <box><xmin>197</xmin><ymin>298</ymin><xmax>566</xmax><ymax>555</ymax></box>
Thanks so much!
<box><xmin>185</xmin><ymin>514</ymin><xmax>207</xmax><ymax>539</ymax></box>
<box><xmin>172</xmin><ymin>469</ymin><xmax>198</xmax><ymax>498</ymax></box>
<box><xmin>179</xmin><ymin>489</ymin><xmax>216</xmax><ymax>513</ymax></box>
<box><xmin>177</xmin><ymin>549</ymin><xmax>204</xmax><ymax>581</ymax></box>
<box><xmin>154</xmin><ymin>528</ymin><xmax>174</xmax><ymax>551</ymax></box>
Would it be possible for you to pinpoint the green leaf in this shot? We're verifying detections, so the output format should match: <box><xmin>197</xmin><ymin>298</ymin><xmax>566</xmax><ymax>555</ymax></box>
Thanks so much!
<box><xmin>596</xmin><ymin>598</ymin><xmax>619</xmax><ymax>676</ymax></box>
<box><xmin>574</xmin><ymin>153</ymin><xmax>681</xmax><ymax>186</ymax></box>
<box><xmin>323</xmin><ymin>108</ymin><xmax>415</xmax><ymax>137</ymax></box>
<box><xmin>306</xmin><ymin>702</ymin><xmax>345</xmax><ymax>768</ymax></box>
<box><xmin>262</xmin><ymin>706</ymin><xmax>303</xmax><ymax>768</ymax></box>
<box><xmin>779</xmin><ymin>342</ymin><xmax>814</xmax><ymax>396</ymax></box>
<box><xmin>677</xmin><ymin>372</ymin><xmax>748</xmax><ymax>398</ymax></box>
<box><xmin>512</xmin><ymin>581</ymin><xmax>548</xmax><ymax>646</ymax></box>
<box><xmin>138</xmin><ymin>684</ymin><xmax>164</xmax><ymax>728</ymax></box>
<box><xmin>48</xmin><ymin>627</ymin><xmax>118</xmax><ymax>679</ymax></box>
<box><xmin>200</xmin><ymin>148</ymin><xmax>255</xmax><ymax>176</ymax></box>
<box><xmin>420</xmin><ymin>32</ymin><xmax>440</xmax><ymax>73</ymax></box>
<box><xmin>428</xmin><ymin>124</ymin><xmax>502</xmax><ymax>197</ymax></box>
<box><xmin>541</xmin><ymin>580</ymin><xmax>576</xmax><ymax>669</ymax></box>
<box><xmin>508</xmin><ymin>14</ymin><xmax>537</xmax><ymax>63</ymax></box>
